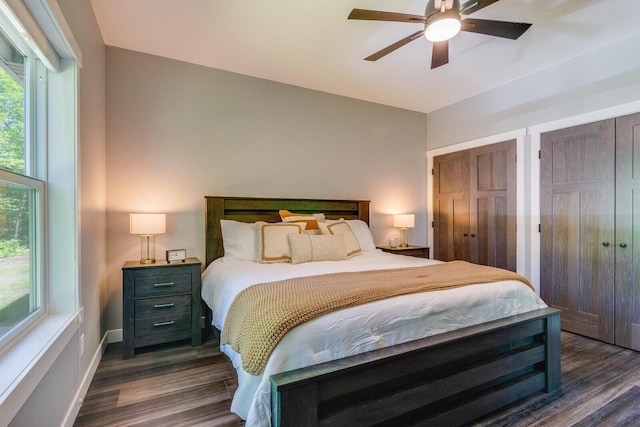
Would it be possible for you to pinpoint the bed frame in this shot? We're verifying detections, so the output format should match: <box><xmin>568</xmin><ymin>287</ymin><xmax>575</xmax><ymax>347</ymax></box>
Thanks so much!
<box><xmin>204</xmin><ymin>196</ymin><xmax>561</xmax><ymax>426</ymax></box>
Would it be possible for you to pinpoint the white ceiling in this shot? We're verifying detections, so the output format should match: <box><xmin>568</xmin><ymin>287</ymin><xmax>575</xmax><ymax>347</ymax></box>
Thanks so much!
<box><xmin>90</xmin><ymin>0</ymin><xmax>640</xmax><ymax>114</ymax></box>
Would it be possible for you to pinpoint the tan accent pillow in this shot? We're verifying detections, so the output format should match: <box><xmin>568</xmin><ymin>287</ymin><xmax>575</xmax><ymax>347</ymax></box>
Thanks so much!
<box><xmin>288</xmin><ymin>234</ymin><xmax>347</xmax><ymax>264</ymax></box>
<box><xmin>256</xmin><ymin>222</ymin><xmax>306</xmax><ymax>263</ymax></box>
<box><xmin>318</xmin><ymin>220</ymin><xmax>361</xmax><ymax>258</ymax></box>
<box><xmin>279</xmin><ymin>210</ymin><xmax>325</xmax><ymax>230</ymax></box>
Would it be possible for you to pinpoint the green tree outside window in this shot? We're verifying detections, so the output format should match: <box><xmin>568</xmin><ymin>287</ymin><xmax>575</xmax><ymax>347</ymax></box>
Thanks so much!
<box><xmin>0</xmin><ymin>64</ymin><xmax>30</xmax><ymax>333</ymax></box>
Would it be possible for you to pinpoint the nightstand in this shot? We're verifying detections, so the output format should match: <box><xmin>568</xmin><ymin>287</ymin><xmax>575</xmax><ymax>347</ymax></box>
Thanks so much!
<box><xmin>377</xmin><ymin>245</ymin><xmax>430</xmax><ymax>259</ymax></box>
<box><xmin>122</xmin><ymin>257</ymin><xmax>202</xmax><ymax>359</ymax></box>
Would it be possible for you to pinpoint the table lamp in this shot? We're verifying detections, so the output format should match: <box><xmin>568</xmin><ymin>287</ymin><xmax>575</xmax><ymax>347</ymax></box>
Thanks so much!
<box><xmin>130</xmin><ymin>213</ymin><xmax>166</xmax><ymax>264</ymax></box>
<box><xmin>393</xmin><ymin>214</ymin><xmax>415</xmax><ymax>248</ymax></box>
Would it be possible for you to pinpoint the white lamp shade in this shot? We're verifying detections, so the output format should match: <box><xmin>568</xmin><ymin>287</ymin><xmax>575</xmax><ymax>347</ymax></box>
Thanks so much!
<box><xmin>130</xmin><ymin>213</ymin><xmax>166</xmax><ymax>235</ymax></box>
<box><xmin>393</xmin><ymin>214</ymin><xmax>415</xmax><ymax>229</ymax></box>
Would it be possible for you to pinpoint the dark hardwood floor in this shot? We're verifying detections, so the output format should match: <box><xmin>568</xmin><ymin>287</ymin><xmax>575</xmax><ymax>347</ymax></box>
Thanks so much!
<box><xmin>73</xmin><ymin>336</ymin><xmax>244</xmax><ymax>427</ymax></box>
<box><xmin>74</xmin><ymin>332</ymin><xmax>640</xmax><ymax>427</ymax></box>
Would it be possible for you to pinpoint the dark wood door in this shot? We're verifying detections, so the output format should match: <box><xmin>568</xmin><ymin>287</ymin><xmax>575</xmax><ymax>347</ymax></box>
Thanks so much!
<box><xmin>540</xmin><ymin>120</ymin><xmax>615</xmax><ymax>343</ymax></box>
<box><xmin>615</xmin><ymin>112</ymin><xmax>640</xmax><ymax>351</ymax></box>
<box><xmin>469</xmin><ymin>140</ymin><xmax>517</xmax><ymax>271</ymax></box>
<box><xmin>433</xmin><ymin>150</ymin><xmax>470</xmax><ymax>262</ymax></box>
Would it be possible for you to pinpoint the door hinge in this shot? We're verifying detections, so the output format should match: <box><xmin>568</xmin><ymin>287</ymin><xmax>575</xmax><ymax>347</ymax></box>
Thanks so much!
<box><xmin>538</xmin><ymin>224</ymin><xmax>541</xmax><ymax>233</ymax></box>
<box><xmin>538</xmin><ymin>150</ymin><xmax>541</xmax><ymax>159</ymax></box>
<box><xmin>432</xmin><ymin>168</ymin><xmax>434</xmax><ymax>175</ymax></box>
<box><xmin>431</xmin><ymin>221</ymin><xmax>435</xmax><ymax>228</ymax></box>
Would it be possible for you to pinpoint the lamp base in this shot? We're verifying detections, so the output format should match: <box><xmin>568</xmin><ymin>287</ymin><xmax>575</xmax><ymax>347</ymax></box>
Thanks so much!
<box><xmin>140</xmin><ymin>235</ymin><xmax>156</xmax><ymax>265</ymax></box>
<box><xmin>399</xmin><ymin>228</ymin><xmax>409</xmax><ymax>248</ymax></box>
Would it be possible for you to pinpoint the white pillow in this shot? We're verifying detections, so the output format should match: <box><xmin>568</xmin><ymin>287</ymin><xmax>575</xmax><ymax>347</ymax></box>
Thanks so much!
<box><xmin>256</xmin><ymin>222</ymin><xmax>307</xmax><ymax>263</ymax></box>
<box><xmin>220</xmin><ymin>220</ymin><xmax>257</xmax><ymax>261</ymax></box>
<box><xmin>345</xmin><ymin>220</ymin><xmax>377</xmax><ymax>252</ymax></box>
<box><xmin>324</xmin><ymin>219</ymin><xmax>376</xmax><ymax>252</ymax></box>
<box><xmin>288</xmin><ymin>234</ymin><xmax>347</xmax><ymax>264</ymax></box>
<box><xmin>318</xmin><ymin>220</ymin><xmax>361</xmax><ymax>258</ymax></box>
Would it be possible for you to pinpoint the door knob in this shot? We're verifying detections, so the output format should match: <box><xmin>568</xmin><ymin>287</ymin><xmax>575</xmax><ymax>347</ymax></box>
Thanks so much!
<box><xmin>602</xmin><ymin>242</ymin><xmax>610</xmax><ymax>247</ymax></box>
<box><xmin>620</xmin><ymin>243</ymin><xmax>628</xmax><ymax>248</ymax></box>
<box><xmin>470</xmin><ymin>234</ymin><xmax>476</xmax><ymax>237</ymax></box>
<box><xmin>463</xmin><ymin>233</ymin><xmax>469</xmax><ymax>237</ymax></box>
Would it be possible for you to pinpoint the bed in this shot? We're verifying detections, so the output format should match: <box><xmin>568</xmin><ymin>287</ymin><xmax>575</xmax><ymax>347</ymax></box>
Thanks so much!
<box><xmin>202</xmin><ymin>196</ymin><xmax>560</xmax><ymax>427</ymax></box>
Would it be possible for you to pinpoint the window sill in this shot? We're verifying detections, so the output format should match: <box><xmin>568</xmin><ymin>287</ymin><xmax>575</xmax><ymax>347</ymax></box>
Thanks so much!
<box><xmin>0</xmin><ymin>312</ymin><xmax>79</xmax><ymax>426</ymax></box>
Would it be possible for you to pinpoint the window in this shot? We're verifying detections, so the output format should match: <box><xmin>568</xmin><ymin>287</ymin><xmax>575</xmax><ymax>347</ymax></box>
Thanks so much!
<box><xmin>0</xmin><ymin>25</ymin><xmax>44</xmax><ymax>345</ymax></box>
<box><xmin>0</xmin><ymin>0</ymin><xmax>80</xmax><ymax>420</ymax></box>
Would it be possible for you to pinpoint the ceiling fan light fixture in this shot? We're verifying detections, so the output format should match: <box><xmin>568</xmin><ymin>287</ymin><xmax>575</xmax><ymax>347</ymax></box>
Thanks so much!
<box><xmin>424</xmin><ymin>11</ymin><xmax>461</xmax><ymax>42</ymax></box>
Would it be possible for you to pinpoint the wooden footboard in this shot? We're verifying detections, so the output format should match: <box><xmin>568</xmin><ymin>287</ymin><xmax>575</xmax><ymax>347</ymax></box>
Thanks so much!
<box><xmin>271</xmin><ymin>307</ymin><xmax>561</xmax><ymax>427</ymax></box>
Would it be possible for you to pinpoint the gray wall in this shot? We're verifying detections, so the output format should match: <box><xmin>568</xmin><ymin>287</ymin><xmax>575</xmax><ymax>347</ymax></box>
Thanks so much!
<box><xmin>9</xmin><ymin>0</ymin><xmax>106</xmax><ymax>425</ymax></box>
<box><xmin>427</xmin><ymin>32</ymin><xmax>640</xmax><ymax>148</ymax></box>
<box><xmin>57</xmin><ymin>0</ymin><xmax>107</xmax><ymax>378</ymax></box>
<box><xmin>104</xmin><ymin>47</ymin><xmax>429</xmax><ymax>332</ymax></box>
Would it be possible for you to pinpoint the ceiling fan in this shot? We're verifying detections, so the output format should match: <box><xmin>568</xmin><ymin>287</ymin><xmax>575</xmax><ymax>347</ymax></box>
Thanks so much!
<box><xmin>348</xmin><ymin>0</ymin><xmax>532</xmax><ymax>69</ymax></box>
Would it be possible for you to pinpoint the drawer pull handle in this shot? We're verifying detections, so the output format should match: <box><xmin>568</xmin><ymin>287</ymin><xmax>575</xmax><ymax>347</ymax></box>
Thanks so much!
<box><xmin>620</xmin><ymin>243</ymin><xmax>628</xmax><ymax>248</ymax></box>
<box><xmin>602</xmin><ymin>242</ymin><xmax>610</xmax><ymax>247</ymax></box>
<box><xmin>153</xmin><ymin>282</ymin><xmax>174</xmax><ymax>288</ymax></box>
<box><xmin>153</xmin><ymin>321</ymin><xmax>175</xmax><ymax>327</ymax></box>
<box><xmin>153</xmin><ymin>303</ymin><xmax>175</xmax><ymax>309</ymax></box>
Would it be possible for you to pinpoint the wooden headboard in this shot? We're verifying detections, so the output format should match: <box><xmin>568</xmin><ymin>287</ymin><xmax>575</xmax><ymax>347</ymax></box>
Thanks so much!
<box><xmin>204</xmin><ymin>196</ymin><xmax>370</xmax><ymax>266</ymax></box>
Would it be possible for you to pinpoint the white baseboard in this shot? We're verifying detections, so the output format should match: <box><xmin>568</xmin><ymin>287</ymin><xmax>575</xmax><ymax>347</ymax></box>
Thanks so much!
<box><xmin>60</xmin><ymin>331</ymin><xmax>109</xmax><ymax>427</ymax></box>
<box><xmin>107</xmin><ymin>329</ymin><xmax>122</xmax><ymax>344</ymax></box>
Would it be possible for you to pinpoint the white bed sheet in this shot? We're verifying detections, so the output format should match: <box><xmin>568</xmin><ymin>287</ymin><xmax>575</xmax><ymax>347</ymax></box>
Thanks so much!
<box><xmin>201</xmin><ymin>251</ymin><xmax>547</xmax><ymax>427</ymax></box>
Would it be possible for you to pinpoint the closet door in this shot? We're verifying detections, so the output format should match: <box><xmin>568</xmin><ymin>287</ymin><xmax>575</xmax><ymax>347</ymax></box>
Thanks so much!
<box><xmin>540</xmin><ymin>120</ymin><xmax>615</xmax><ymax>343</ymax></box>
<box><xmin>615</xmin><ymin>112</ymin><xmax>640</xmax><ymax>350</ymax></box>
<box><xmin>470</xmin><ymin>140</ymin><xmax>517</xmax><ymax>271</ymax></box>
<box><xmin>433</xmin><ymin>150</ymin><xmax>470</xmax><ymax>262</ymax></box>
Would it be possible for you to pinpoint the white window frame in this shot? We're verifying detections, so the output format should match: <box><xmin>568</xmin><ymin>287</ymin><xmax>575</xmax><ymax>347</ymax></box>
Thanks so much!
<box><xmin>0</xmin><ymin>17</ymin><xmax>46</xmax><ymax>351</ymax></box>
<box><xmin>0</xmin><ymin>170</ymin><xmax>45</xmax><ymax>349</ymax></box>
<box><xmin>0</xmin><ymin>0</ymin><xmax>81</xmax><ymax>423</ymax></box>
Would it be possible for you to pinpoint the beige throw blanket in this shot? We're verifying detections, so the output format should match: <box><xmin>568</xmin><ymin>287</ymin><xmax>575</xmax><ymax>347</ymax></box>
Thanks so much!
<box><xmin>221</xmin><ymin>260</ymin><xmax>533</xmax><ymax>376</ymax></box>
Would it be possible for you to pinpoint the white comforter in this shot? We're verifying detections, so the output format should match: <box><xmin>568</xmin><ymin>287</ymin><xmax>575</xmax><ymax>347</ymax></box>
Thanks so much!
<box><xmin>201</xmin><ymin>251</ymin><xmax>546</xmax><ymax>426</ymax></box>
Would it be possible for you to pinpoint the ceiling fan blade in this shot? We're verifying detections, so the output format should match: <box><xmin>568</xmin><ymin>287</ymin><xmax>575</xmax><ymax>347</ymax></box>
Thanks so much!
<box><xmin>461</xmin><ymin>18</ymin><xmax>532</xmax><ymax>39</ymax></box>
<box><xmin>431</xmin><ymin>40</ymin><xmax>449</xmax><ymax>69</ymax></box>
<box><xmin>348</xmin><ymin>9</ymin><xmax>426</xmax><ymax>24</ymax></box>
<box><xmin>364</xmin><ymin>30</ymin><xmax>424</xmax><ymax>61</ymax></box>
<box><xmin>460</xmin><ymin>0</ymin><xmax>500</xmax><ymax>16</ymax></box>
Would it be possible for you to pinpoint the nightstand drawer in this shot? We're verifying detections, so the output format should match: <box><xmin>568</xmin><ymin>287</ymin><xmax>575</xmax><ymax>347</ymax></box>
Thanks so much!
<box><xmin>394</xmin><ymin>248</ymin><xmax>429</xmax><ymax>258</ymax></box>
<box><xmin>134</xmin><ymin>311</ymin><xmax>192</xmax><ymax>337</ymax></box>
<box><xmin>134</xmin><ymin>294</ymin><xmax>191</xmax><ymax>319</ymax></box>
<box><xmin>134</xmin><ymin>273</ymin><xmax>191</xmax><ymax>298</ymax></box>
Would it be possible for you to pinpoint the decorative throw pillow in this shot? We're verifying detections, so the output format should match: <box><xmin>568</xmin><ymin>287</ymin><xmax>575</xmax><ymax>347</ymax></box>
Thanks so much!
<box><xmin>279</xmin><ymin>210</ymin><xmax>325</xmax><ymax>230</ymax></box>
<box><xmin>288</xmin><ymin>234</ymin><xmax>347</xmax><ymax>264</ymax></box>
<box><xmin>220</xmin><ymin>219</ymin><xmax>257</xmax><ymax>261</ymax></box>
<box><xmin>323</xmin><ymin>219</ymin><xmax>377</xmax><ymax>252</ymax></box>
<box><xmin>318</xmin><ymin>220</ymin><xmax>362</xmax><ymax>258</ymax></box>
<box><xmin>256</xmin><ymin>222</ymin><xmax>306</xmax><ymax>263</ymax></box>
<box><xmin>345</xmin><ymin>220</ymin><xmax>377</xmax><ymax>252</ymax></box>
